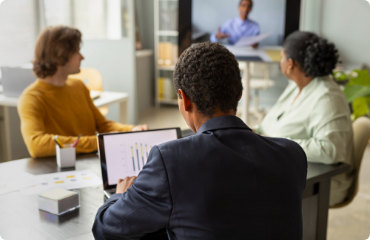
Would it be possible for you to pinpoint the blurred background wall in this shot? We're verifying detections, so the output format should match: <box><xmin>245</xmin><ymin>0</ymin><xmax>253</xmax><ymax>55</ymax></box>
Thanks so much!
<box><xmin>300</xmin><ymin>0</ymin><xmax>370</xmax><ymax>67</ymax></box>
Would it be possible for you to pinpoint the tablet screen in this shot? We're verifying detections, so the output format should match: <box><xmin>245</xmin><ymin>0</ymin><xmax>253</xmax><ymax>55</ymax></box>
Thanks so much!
<box><xmin>101</xmin><ymin>129</ymin><xmax>179</xmax><ymax>186</ymax></box>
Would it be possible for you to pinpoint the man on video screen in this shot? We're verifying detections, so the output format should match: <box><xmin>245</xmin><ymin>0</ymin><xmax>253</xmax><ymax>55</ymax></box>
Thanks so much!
<box><xmin>210</xmin><ymin>0</ymin><xmax>259</xmax><ymax>46</ymax></box>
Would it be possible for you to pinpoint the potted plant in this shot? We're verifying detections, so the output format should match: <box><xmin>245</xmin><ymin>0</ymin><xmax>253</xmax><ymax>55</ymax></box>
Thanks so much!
<box><xmin>333</xmin><ymin>69</ymin><xmax>370</xmax><ymax>120</ymax></box>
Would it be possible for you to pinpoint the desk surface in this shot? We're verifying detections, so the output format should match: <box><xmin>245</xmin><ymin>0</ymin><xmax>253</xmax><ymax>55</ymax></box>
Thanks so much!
<box><xmin>0</xmin><ymin>154</ymin><xmax>101</xmax><ymax>240</ymax></box>
<box><xmin>0</xmin><ymin>140</ymin><xmax>350</xmax><ymax>240</ymax></box>
<box><xmin>0</xmin><ymin>91</ymin><xmax>128</xmax><ymax>108</ymax></box>
<box><xmin>227</xmin><ymin>46</ymin><xmax>282</xmax><ymax>63</ymax></box>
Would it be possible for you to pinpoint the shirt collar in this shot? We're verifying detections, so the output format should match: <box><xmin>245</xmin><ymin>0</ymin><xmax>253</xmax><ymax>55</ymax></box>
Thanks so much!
<box><xmin>290</xmin><ymin>77</ymin><xmax>320</xmax><ymax>106</ymax></box>
<box><xmin>36</xmin><ymin>79</ymin><xmax>67</xmax><ymax>91</ymax></box>
<box><xmin>299</xmin><ymin>77</ymin><xmax>320</xmax><ymax>97</ymax></box>
<box><xmin>197</xmin><ymin>115</ymin><xmax>251</xmax><ymax>134</ymax></box>
<box><xmin>235</xmin><ymin>17</ymin><xmax>250</xmax><ymax>25</ymax></box>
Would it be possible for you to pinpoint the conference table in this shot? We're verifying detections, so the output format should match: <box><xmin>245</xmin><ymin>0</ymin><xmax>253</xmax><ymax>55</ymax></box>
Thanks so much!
<box><xmin>0</xmin><ymin>130</ymin><xmax>350</xmax><ymax>240</ymax></box>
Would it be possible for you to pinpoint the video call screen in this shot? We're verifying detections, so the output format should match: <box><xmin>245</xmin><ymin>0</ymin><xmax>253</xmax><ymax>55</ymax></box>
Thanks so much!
<box><xmin>192</xmin><ymin>0</ymin><xmax>287</xmax><ymax>46</ymax></box>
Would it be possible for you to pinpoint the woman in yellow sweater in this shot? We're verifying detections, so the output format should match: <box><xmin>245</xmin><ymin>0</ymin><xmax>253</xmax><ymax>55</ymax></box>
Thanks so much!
<box><xmin>18</xmin><ymin>26</ymin><xmax>148</xmax><ymax>158</ymax></box>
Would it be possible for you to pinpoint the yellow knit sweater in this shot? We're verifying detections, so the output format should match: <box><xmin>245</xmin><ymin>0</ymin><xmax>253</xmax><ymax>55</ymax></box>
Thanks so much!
<box><xmin>18</xmin><ymin>78</ymin><xmax>134</xmax><ymax>158</ymax></box>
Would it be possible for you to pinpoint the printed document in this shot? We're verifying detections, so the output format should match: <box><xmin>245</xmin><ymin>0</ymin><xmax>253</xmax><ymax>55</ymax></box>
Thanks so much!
<box><xmin>20</xmin><ymin>169</ymin><xmax>102</xmax><ymax>195</ymax></box>
<box><xmin>234</xmin><ymin>33</ymin><xmax>271</xmax><ymax>47</ymax></box>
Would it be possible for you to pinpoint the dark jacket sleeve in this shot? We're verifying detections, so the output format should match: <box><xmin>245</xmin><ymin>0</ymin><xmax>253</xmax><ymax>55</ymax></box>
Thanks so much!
<box><xmin>92</xmin><ymin>146</ymin><xmax>172</xmax><ymax>240</ymax></box>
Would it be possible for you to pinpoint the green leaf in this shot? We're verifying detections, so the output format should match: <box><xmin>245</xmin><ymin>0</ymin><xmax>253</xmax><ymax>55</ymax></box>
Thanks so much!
<box><xmin>352</xmin><ymin>97</ymin><xmax>370</xmax><ymax>120</ymax></box>
<box><xmin>343</xmin><ymin>85</ymin><xmax>370</xmax><ymax>103</ymax></box>
<box><xmin>347</xmin><ymin>70</ymin><xmax>370</xmax><ymax>86</ymax></box>
<box><xmin>333</xmin><ymin>71</ymin><xmax>348</xmax><ymax>81</ymax></box>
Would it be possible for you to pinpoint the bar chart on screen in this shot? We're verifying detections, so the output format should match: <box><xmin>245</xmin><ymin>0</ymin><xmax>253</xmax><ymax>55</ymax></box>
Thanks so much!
<box><xmin>129</xmin><ymin>143</ymin><xmax>153</xmax><ymax>171</ymax></box>
<box><xmin>104</xmin><ymin>137</ymin><xmax>157</xmax><ymax>185</ymax></box>
<box><xmin>102</xmin><ymin>130</ymin><xmax>178</xmax><ymax>185</ymax></box>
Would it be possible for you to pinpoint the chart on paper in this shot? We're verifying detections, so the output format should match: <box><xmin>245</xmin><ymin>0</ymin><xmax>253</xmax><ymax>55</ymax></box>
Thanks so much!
<box><xmin>20</xmin><ymin>169</ymin><xmax>102</xmax><ymax>195</ymax></box>
<box><xmin>103</xmin><ymin>130</ymin><xmax>178</xmax><ymax>185</ymax></box>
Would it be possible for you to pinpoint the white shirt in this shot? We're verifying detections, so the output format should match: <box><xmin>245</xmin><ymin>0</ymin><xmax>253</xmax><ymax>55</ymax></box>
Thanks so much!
<box><xmin>255</xmin><ymin>77</ymin><xmax>354</xmax><ymax>204</ymax></box>
<box><xmin>210</xmin><ymin>17</ymin><xmax>260</xmax><ymax>45</ymax></box>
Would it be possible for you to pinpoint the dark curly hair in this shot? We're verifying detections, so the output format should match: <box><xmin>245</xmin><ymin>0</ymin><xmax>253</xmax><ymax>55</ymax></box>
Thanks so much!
<box><xmin>33</xmin><ymin>26</ymin><xmax>82</xmax><ymax>78</ymax></box>
<box><xmin>239</xmin><ymin>0</ymin><xmax>253</xmax><ymax>7</ymax></box>
<box><xmin>283</xmin><ymin>31</ymin><xmax>339</xmax><ymax>77</ymax></box>
<box><xmin>173</xmin><ymin>42</ymin><xmax>243</xmax><ymax>117</ymax></box>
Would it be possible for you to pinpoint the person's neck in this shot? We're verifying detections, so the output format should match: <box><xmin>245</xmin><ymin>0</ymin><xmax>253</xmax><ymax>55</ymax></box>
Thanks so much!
<box><xmin>41</xmin><ymin>71</ymin><xmax>69</xmax><ymax>87</ymax></box>
<box><xmin>293</xmin><ymin>74</ymin><xmax>314</xmax><ymax>93</ymax></box>
<box><xmin>239</xmin><ymin>16</ymin><xmax>248</xmax><ymax>21</ymax></box>
<box><xmin>193</xmin><ymin>109</ymin><xmax>235</xmax><ymax>133</ymax></box>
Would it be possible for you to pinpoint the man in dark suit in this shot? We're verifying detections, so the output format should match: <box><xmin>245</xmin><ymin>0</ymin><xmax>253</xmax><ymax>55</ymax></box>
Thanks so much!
<box><xmin>92</xmin><ymin>42</ymin><xmax>307</xmax><ymax>240</ymax></box>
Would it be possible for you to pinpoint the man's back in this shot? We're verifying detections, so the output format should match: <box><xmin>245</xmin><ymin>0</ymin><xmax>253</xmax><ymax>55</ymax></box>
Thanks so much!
<box><xmin>93</xmin><ymin>116</ymin><xmax>307</xmax><ymax>240</ymax></box>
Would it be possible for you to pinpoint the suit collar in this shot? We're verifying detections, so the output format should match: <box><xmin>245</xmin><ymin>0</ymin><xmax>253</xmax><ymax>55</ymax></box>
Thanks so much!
<box><xmin>197</xmin><ymin>115</ymin><xmax>251</xmax><ymax>134</ymax></box>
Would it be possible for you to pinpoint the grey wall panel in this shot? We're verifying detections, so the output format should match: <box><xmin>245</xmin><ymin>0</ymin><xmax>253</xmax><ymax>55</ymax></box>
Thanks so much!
<box><xmin>81</xmin><ymin>39</ymin><xmax>137</xmax><ymax>124</ymax></box>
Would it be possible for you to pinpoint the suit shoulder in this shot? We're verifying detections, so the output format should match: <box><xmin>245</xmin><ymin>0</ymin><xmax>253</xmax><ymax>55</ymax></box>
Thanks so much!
<box><xmin>267</xmin><ymin>137</ymin><xmax>306</xmax><ymax>158</ymax></box>
<box><xmin>157</xmin><ymin>134</ymin><xmax>198</xmax><ymax>151</ymax></box>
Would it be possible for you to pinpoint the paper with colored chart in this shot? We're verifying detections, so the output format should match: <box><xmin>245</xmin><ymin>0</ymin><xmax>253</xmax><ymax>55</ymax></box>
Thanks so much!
<box><xmin>20</xmin><ymin>169</ymin><xmax>102</xmax><ymax>195</ymax></box>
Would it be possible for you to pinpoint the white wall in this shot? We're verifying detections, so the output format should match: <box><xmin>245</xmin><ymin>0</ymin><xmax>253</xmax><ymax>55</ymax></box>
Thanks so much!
<box><xmin>79</xmin><ymin>1</ymin><xmax>137</xmax><ymax>126</ymax></box>
<box><xmin>81</xmin><ymin>39</ymin><xmax>138</xmax><ymax>124</ymax></box>
<box><xmin>192</xmin><ymin>0</ymin><xmax>286</xmax><ymax>45</ymax></box>
<box><xmin>301</xmin><ymin>0</ymin><xmax>370</xmax><ymax>67</ymax></box>
<box><xmin>321</xmin><ymin>0</ymin><xmax>370</xmax><ymax>66</ymax></box>
<box><xmin>0</xmin><ymin>0</ymin><xmax>38</xmax><ymax>66</ymax></box>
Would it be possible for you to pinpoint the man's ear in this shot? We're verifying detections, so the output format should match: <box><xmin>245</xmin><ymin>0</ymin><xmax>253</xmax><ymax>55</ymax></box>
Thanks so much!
<box><xmin>178</xmin><ymin>89</ymin><xmax>191</xmax><ymax>112</ymax></box>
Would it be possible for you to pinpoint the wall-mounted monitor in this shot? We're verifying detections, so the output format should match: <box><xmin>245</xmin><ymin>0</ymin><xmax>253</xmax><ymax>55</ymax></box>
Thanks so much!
<box><xmin>192</xmin><ymin>0</ymin><xmax>301</xmax><ymax>46</ymax></box>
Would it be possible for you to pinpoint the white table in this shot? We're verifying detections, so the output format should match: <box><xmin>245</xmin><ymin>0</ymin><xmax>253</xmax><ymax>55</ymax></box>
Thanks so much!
<box><xmin>226</xmin><ymin>46</ymin><xmax>282</xmax><ymax>124</ymax></box>
<box><xmin>93</xmin><ymin>91</ymin><xmax>129</xmax><ymax>124</ymax></box>
<box><xmin>0</xmin><ymin>91</ymin><xmax>129</xmax><ymax>162</ymax></box>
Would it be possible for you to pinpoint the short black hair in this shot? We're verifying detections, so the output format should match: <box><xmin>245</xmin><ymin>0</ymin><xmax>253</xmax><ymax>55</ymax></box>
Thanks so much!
<box><xmin>239</xmin><ymin>0</ymin><xmax>253</xmax><ymax>7</ymax></box>
<box><xmin>173</xmin><ymin>42</ymin><xmax>243</xmax><ymax>117</ymax></box>
<box><xmin>283</xmin><ymin>31</ymin><xmax>339</xmax><ymax>77</ymax></box>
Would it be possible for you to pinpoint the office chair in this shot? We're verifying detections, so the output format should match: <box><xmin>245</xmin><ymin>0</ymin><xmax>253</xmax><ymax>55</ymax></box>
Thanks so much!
<box><xmin>331</xmin><ymin>116</ymin><xmax>370</xmax><ymax>208</ymax></box>
<box><xmin>69</xmin><ymin>68</ymin><xmax>109</xmax><ymax>116</ymax></box>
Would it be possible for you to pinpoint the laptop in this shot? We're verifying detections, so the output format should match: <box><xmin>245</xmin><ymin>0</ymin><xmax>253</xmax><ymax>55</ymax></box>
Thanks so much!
<box><xmin>1</xmin><ymin>67</ymin><xmax>35</xmax><ymax>97</ymax></box>
<box><xmin>97</xmin><ymin>128</ymin><xmax>182</xmax><ymax>198</ymax></box>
